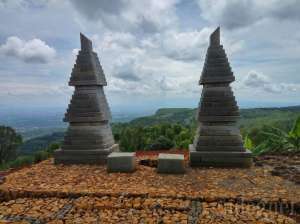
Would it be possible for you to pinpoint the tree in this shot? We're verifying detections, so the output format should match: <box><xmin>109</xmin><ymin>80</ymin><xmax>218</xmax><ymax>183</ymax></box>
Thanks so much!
<box><xmin>0</xmin><ymin>126</ymin><xmax>23</xmax><ymax>164</ymax></box>
<box><xmin>146</xmin><ymin>136</ymin><xmax>174</xmax><ymax>150</ymax></box>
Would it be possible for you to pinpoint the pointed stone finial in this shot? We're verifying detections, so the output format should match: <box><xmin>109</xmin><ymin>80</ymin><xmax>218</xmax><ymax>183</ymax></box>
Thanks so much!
<box><xmin>80</xmin><ymin>33</ymin><xmax>93</xmax><ymax>52</ymax></box>
<box><xmin>209</xmin><ymin>27</ymin><xmax>220</xmax><ymax>47</ymax></box>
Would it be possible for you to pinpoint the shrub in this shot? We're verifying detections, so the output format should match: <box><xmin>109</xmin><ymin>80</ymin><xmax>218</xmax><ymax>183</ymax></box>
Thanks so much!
<box><xmin>0</xmin><ymin>126</ymin><xmax>23</xmax><ymax>165</ymax></box>
<box><xmin>46</xmin><ymin>142</ymin><xmax>60</xmax><ymax>154</ymax></box>
<box><xmin>146</xmin><ymin>136</ymin><xmax>174</xmax><ymax>150</ymax></box>
<box><xmin>8</xmin><ymin>156</ymin><xmax>34</xmax><ymax>168</ymax></box>
<box><xmin>33</xmin><ymin>151</ymin><xmax>50</xmax><ymax>163</ymax></box>
<box><xmin>0</xmin><ymin>163</ymin><xmax>9</xmax><ymax>171</ymax></box>
<box><xmin>245</xmin><ymin>116</ymin><xmax>300</xmax><ymax>155</ymax></box>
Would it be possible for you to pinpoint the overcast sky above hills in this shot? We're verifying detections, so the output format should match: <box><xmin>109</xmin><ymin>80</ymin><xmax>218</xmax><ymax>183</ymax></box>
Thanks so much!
<box><xmin>0</xmin><ymin>0</ymin><xmax>299</xmax><ymax>113</ymax></box>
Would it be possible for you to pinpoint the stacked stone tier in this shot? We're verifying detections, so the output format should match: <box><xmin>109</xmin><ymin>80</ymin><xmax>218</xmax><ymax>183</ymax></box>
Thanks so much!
<box><xmin>64</xmin><ymin>86</ymin><xmax>111</xmax><ymax>123</ymax></box>
<box><xmin>69</xmin><ymin>51</ymin><xmax>107</xmax><ymax>86</ymax></box>
<box><xmin>197</xmin><ymin>85</ymin><xmax>240</xmax><ymax>122</ymax></box>
<box><xmin>200</xmin><ymin>46</ymin><xmax>235</xmax><ymax>84</ymax></box>
<box><xmin>193</xmin><ymin>123</ymin><xmax>245</xmax><ymax>152</ymax></box>
<box><xmin>61</xmin><ymin>123</ymin><xmax>115</xmax><ymax>151</ymax></box>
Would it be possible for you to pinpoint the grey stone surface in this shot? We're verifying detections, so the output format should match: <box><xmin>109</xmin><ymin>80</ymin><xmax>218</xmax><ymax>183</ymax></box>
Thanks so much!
<box><xmin>190</xmin><ymin>27</ymin><xmax>252</xmax><ymax>168</ymax></box>
<box><xmin>54</xmin><ymin>33</ymin><xmax>118</xmax><ymax>165</ymax></box>
<box><xmin>157</xmin><ymin>153</ymin><xmax>185</xmax><ymax>174</ymax></box>
<box><xmin>54</xmin><ymin>144</ymin><xmax>119</xmax><ymax>165</ymax></box>
<box><xmin>107</xmin><ymin>152</ymin><xmax>136</xmax><ymax>173</ymax></box>
<box><xmin>189</xmin><ymin>145</ymin><xmax>252</xmax><ymax>168</ymax></box>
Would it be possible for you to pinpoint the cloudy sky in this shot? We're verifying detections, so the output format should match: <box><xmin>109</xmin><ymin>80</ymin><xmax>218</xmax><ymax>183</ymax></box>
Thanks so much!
<box><xmin>0</xmin><ymin>0</ymin><xmax>299</xmax><ymax>114</ymax></box>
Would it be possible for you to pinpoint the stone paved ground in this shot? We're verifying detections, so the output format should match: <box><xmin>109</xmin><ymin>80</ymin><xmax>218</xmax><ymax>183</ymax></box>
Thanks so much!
<box><xmin>0</xmin><ymin>157</ymin><xmax>299</xmax><ymax>223</ymax></box>
<box><xmin>255</xmin><ymin>154</ymin><xmax>300</xmax><ymax>184</ymax></box>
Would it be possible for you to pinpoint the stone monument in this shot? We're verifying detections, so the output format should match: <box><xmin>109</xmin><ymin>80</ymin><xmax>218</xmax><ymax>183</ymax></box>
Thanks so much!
<box><xmin>189</xmin><ymin>27</ymin><xmax>252</xmax><ymax>167</ymax></box>
<box><xmin>54</xmin><ymin>33</ymin><xmax>118</xmax><ymax>164</ymax></box>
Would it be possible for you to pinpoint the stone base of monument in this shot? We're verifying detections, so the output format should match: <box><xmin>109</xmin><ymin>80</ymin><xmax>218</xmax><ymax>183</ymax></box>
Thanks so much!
<box><xmin>54</xmin><ymin>144</ymin><xmax>119</xmax><ymax>165</ymax></box>
<box><xmin>107</xmin><ymin>152</ymin><xmax>136</xmax><ymax>173</ymax></box>
<box><xmin>189</xmin><ymin>145</ymin><xmax>252</xmax><ymax>168</ymax></box>
<box><xmin>157</xmin><ymin>153</ymin><xmax>185</xmax><ymax>174</ymax></box>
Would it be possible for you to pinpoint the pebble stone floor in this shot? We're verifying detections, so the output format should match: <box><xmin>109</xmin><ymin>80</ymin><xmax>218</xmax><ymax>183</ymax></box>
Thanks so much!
<box><xmin>0</xmin><ymin>158</ymin><xmax>298</xmax><ymax>223</ymax></box>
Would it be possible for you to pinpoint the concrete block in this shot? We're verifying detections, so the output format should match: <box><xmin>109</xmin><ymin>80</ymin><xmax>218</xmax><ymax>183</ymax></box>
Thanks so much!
<box><xmin>107</xmin><ymin>152</ymin><xmax>136</xmax><ymax>173</ymax></box>
<box><xmin>157</xmin><ymin>153</ymin><xmax>185</xmax><ymax>174</ymax></box>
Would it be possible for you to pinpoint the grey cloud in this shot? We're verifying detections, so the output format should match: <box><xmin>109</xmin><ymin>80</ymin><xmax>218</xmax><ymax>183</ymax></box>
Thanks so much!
<box><xmin>158</xmin><ymin>76</ymin><xmax>175</xmax><ymax>91</ymax></box>
<box><xmin>69</xmin><ymin>0</ymin><xmax>179</xmax><ymax>33</ymax></box>
<box><xmin>216</xmin><ymin>1</ymin><xmax>257</xmax><ymax>30</ymax></box>
<box><xmin>242</xmin><ymin>70</ymin><xmax>300</xmax><ymax>93</ymax></box>
<box><xmin>243</xmin><ymin>71</ymin><xmax>269</xmax><ymax>87</ymax></box>
<box><xmin>70</xmin><ymin>0</ymin><xmax>125</xmax><ymax>19</ymax></box>
<box><xmin>197</xmin><ymin>0</ymin><xmax>300</xmax><ymax>30</ymax></box>
<box><xmin>113</xmin><ymin>58</ymin><xmax>141</xmax><ymax>82</ymax></box>
<box><xmin>139</xmin><ymin>17</ymin><xmax>159</xmax><ymax>34</ymax></box>
<box><xmin>269</xmin><ymin>1</ymin><xmax>300</xmax><ymax>21</ymax></box>
<box><xmin>0</xmin><ymin>36</ymin><xmax>56</xmax><ymax>64</ymax></box>
<box><xmin>115</xmin><ymin>71</ymin><xmax>141</xmax><ymax>82</ymax></box>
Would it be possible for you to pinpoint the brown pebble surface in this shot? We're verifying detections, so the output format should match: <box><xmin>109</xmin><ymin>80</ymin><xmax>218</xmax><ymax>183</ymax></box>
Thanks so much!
<box><xmin>0</xmin><ymin>158</ymin><xmax>298</xmax><ymax>223</ymax></box>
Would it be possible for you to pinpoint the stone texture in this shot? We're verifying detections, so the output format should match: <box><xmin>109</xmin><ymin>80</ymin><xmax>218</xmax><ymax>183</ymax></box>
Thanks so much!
<box><xmin>157</xmin><ymin>153</ymin><xmax>185</xmax><ymax>174</ymax></box>
<box><xmin>190</xmin><ymin>27</ymin><xmax>252</xmax><ymax>167</ymax></box>
<box><xmin>107</xmin><ymin>152</ymin><xmax>136</xmax><ymax>173</ymax></box>
<box><xmin>54</xmin><ymin>33</ymin><xmax>118</xmax><ymax>165</ymax></box>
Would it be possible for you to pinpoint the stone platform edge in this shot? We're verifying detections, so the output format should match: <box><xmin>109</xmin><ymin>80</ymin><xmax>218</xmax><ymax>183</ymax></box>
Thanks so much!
<box><xmin>189</xmin><ymin>144</ymin><xmax>252</xmax><ymax>168</ymax></box>
<box><xmin>53</xmin><ymin>144</ymin><xmax>119</xmax><ymax>165</ymax></box>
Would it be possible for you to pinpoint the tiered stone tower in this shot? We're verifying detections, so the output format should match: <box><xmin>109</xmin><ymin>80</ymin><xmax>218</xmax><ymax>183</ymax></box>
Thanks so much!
<box><xmin>189</xmin><ymin>27</ymin><xmax>252</xmax><ymax>167</ymax></box>
<box><xmin>54</xmin><ymin>33</ymin><xmax>118</xmax><ymax>164</ymax></box>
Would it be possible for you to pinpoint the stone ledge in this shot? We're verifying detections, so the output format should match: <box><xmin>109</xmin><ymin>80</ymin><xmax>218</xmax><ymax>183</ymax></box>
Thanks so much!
<box><xmin>54</xmin><ymin>144</ymin><xmax>119</xmax><ymax>165</ymax></box>
<box><xmin>189</xmin><ymin>144</ymin><xmax>252</xmax><ymax>168</ymax></box>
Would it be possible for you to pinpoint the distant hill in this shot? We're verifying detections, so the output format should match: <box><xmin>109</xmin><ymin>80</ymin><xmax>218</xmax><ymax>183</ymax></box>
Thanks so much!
<box><xmin>20</xmin><ymin>132</ymin><xmax>64</xmax><ymax>155</ymax></box>
<box><xmin>239</xmin><ymin>105</ymin><xmax>300</xmax><ymax>130</ymax></box>
<box><xmin>130</xmin><ymin>105</ymin><xmax>300</xmax><ymax>127</ymax></box>
<box><xmin>19</xmin><ymin>105</ymin><xmax>300</xmax><ymax>154</ymax></box>
<box><xmin>129</xmin><ymin>108</ymin><xmax>197</xmax><ymax>126</ymax></box>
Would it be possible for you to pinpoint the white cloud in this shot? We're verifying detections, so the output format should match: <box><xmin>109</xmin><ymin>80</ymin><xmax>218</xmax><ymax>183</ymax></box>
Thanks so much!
<box><xmin>84</xmin><ymin>25</ymin><xmax>246</xmax><ymax>99</ymax></box>
<box><xmin>160</xmin><ymin>28</ymin><xmax>212</xmax><ymax>61</ymax></box>
<box><xmin>242</xmin><ymin>70</ymin><xmax>300</xmax><ymax>93</ymax></box>
<box><xmin>0</xmin><ymin>36</ymin><xmax>56</xmax><ymax>63</ymax></box>
<box><xmin>0</xmin><ymin>0</ymin><xmax>298</xmax><ymax>109</ymax></box>
<box><xmin>243</xmin><ymin>71</ymin><xmax>269</xmax><ymax>87</ymax></box>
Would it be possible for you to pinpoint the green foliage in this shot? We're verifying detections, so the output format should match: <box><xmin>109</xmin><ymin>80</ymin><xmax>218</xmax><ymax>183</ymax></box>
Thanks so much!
<box><xmin>246</xmin><ymin>116</ymin><xmax>300</xmax><ymax>155</ymax></box>
<box><xmin>13</xmin><ymin>106</ymin><xmax>300</xmax><ymax>155</ymax></box>
<box><xmin>243</xmin><ymin>135</ymin><xmax>253</xmax><ymax>150</ymax></box>
<box><xmin>20</xmin><ymin>132</ymin><xmax>64</xmax><ymax>155</ymax></box>
<box><xmin>287</xmin><ymin>116</ymin><xmax>300</xmax><ymax>150</ymax></box>
<box><xmin>8</xmin><ymin>155</ymin><xmax>34</xmax><ymax>168</ymax></box>
<box><xmin>117</xmin><ymin>123</ymin><xmax>194</xmax><ymax>152</ymax></box>
<box><xmin>249</xmin><ymin>142</ymin><xmax>269</xmax><ymax>156</ymax></box>
<box><xmin>0</xmin><ymin>142</ymin><xmax>60</xmax><ymax>171</ymax></box>
<box><xmin>46</xmin><ymin>142</ymin><xmax>61</xmax><ymax>154</ymax></box>
<box><xmin>130</xmin><ymin>108</ymin><xmax>196</xmax><ymax>127</ymax></box>
<box><xmin>0</xmin><ymin>126</ymin><xmax>23</xmax><ymax>164</ymax></box>
<box><xmin>33</xmin><ymin>151</ymin><xmax>50</xmax><ymax>163</ymax></box>
<box><xmin>146</xmin><ymin>136</ymin><xmax>174</xmax><ymax>150</ymax></box>
<box><xmin>0</xmin><ymin>163</ymin><xmax>9</xmax><ymax>171</ymax></box>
